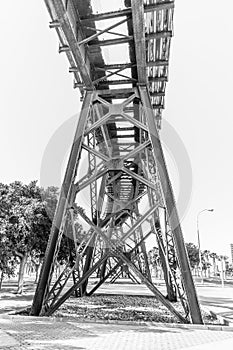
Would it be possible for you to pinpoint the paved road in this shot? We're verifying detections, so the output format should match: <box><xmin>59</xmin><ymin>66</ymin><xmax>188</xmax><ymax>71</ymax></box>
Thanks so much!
<box><xmin>196</xmin><ymin>284</ymin><xmax>233</xmax><ymax>324</ymax></box>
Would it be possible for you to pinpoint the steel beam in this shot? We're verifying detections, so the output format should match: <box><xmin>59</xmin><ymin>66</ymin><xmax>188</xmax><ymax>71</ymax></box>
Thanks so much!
<box><xmin>97</xmin><ymin>64</ymin><xmax>134</xmax><ymax>71</ymax></box>
<box><xmin>96</xmin><ymin>61</ymin><xmax>168</xmax><ymax>72</ymax></box>
<box><xmin>75</xmin><ymin>168</ymin><xmax>108</xmax><ymax>193</ymax></box>
<box><xmin>46</xmin><ymin>209</ymin><xmax>187</xmax><ymax>323</ymax></box>
<box><xmin>147</xmin><ymin>60</ymin><xmax>169</xmax><ymax>67</ymax></box>
<box><xmin>88</xmin><ymin>230</ymin><xmax>152</xmax><ymax>296</ymax></box>
<box><xmin>139</xmin><ymin>85</ymin><xmax>203</xmax><ymax>324</ymax></box>
<box><xmin>150</xmin><ymin>91</ymin><xmax>166</xmax><ymax>97</ymax></box>
<box><xmin>80</xmin><ymin>2</ymin><xmax>175</xmax><ymax>22</ymax></box>
<box><xmin>30</xmin><ymin>90</ymin><xmax>94</xmax><ymax>316</ymax></box>
<box><xmin>44</xmin><ymin>0</ymin><xmax>93</xmax><ymax>88</ymax></box>
<box><xmin>45</xmin><ymin>252</ymin><xmax>110</xmax><ymax>316</ymax></box>
<box><xmin>131</xmin><ymin>0</ymin><xmax>147</xmax><ymax>84</ymax></box>
<box><xmin>149</xmin><ymin>76</ymin><xmax>168</xmax><ymax>82</ymax></box>
<box><xmin>82</xmin><ymin>144</ymin><xmax>110</xmax><ymax>162</ymax></box>
<box><xmin>78</xmin><ymin>18</ymin><xmax>128</xmax><ymax>46</ymax></box>
<box><xmin>88</xmin><ymin>31</ymin><xmax>172</xmax><ymax>48</ymax></box>
<box><xmin>122</xmin><ymin>167</ymin><xmax>157</xmax><ymax>190</ymax></box>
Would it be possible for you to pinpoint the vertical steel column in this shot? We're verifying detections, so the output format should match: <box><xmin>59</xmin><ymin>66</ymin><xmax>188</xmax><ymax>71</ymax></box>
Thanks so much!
<box><xmin>144</xmin><ymin>144</ymin><xmax>176</xmax><ymax>300</ymax></box>
<box><xmin>139</xmin><ymin>85</ymin><xmax>203</xmax><ymax>324</ymax></box>
<box><xmin>80</xmin><ymin>117</ymin><xmax>97</xmax><ymax>295</ymax></box>
<box><xmin>30</xmin><ymin>90</ymin><xmax>94</xmax><ymax>316</ymax></box>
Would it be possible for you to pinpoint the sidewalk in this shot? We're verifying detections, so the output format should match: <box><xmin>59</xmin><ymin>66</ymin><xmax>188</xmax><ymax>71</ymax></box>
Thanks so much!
<box><xmin>1</xmin><ymin>315</ymin><xmax>233</xmax><ymax>350</ymax></box>
<box><xmin>1</xmin><ymin>277</ymin><xmax>233</xmax><ymax>349</ymax></box>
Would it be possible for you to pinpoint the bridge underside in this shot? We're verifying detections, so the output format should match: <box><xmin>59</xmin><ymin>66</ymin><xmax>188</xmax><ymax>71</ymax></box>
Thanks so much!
<box><xmin>31</xmin><ymin>0</ymin><xmax>203</xmax><ymax>324</ymax></box>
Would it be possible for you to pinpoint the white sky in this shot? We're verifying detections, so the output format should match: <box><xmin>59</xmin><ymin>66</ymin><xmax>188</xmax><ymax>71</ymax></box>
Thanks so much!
<box><xmin>0</xmin><ymin>1</ymin><xmax>233</xmax><ymax>257</ymax></box>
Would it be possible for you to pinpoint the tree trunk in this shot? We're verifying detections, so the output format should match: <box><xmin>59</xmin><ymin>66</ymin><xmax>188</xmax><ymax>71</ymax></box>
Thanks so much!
<box><xmin>213</xmin><ymin>259</ymin><xmax>216</xmax><ymax>276</ymax></box>
<box><xmin>0</xmin><ymin>271</ymin><xmax>4</xmax><ymax>291</ymax></box>
<box><xmin>17</xmin><ymin>253</ymin><xmax>28</xmax><ymax>294</ymax></box>
<box><xmin>34</xmin><ymin>262</ymin><xmax>42</xmax><ymax>284</ymax></box>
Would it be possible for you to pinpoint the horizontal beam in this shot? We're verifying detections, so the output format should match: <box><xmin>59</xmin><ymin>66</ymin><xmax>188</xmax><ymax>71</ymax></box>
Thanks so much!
<box><xmin>81</xmin><ymin>2</ymin><xmax>175</xmax><ymax>22</ymax></box>
<box><xmin>98</xmin><ymin>88</ymin><xmax>135</xmax><ymax>99</ymax></box>
<box><xmin>150</xmin><ymin>91</ymin><xmax>165</xmax><ymax>97</ymax></box>
<box><xmin>115</xmin><ymin>134</ymin><xmax>135</xmax><ymax>138</ymax></box>
<box><xmin>96</xmin><ymin>61</ymin><xmax>168</xmax><ymax>72</ymax></box>
<box><xmin>96</xmin><ymin>63</ymin><xmax>134</xmax><ymax>70</ymax></box>
<box><xmin>98</xmin><ymin>79</ymin><xmax>134</xmax><ymax>86</ymax></box>
<box><xmin>88</xmin><ymin>32</ymin><xmax>172</xmax><ymax>48</ymax></box>
<box><xmin>148</xmin><ymin>76</ymin><xmax>168</xmax><ymax>82</ymax></box>
<box><xmin>116</xmin><ymin>127</ymin><xmax>135</xmax><ymax>131</ymax></box>
<box><xmin>152</xmin><ymin>104</ymin><xmax>164</xmax><ymax>109</ymax></box>
<box><xmin>96</xmin><ymin>78</ymin><xmax>167</xmax><ymax>90</ymax></box>
<box><xmin>58</xmin><ymin>45</ymin><xmax>70</xmax><ymax>53</ymax></box>
<box><xmin>147</xmin><ymin>60</ymin><xmax>169</xmax><ymax>67</ymax></box>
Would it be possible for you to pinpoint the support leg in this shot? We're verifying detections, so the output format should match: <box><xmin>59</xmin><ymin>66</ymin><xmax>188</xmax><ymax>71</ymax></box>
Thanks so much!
<box><xmin>139</xmin><ymin>85</ymin><xmax>203</xmax><ymax>324</ymax></box>
<box><xmin>30</xmin><ymin>90</ymin><xmax>94</xmax><ymax>316</ymax></box>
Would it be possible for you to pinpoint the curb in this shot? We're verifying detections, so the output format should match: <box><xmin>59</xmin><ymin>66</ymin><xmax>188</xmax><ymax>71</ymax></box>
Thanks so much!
<box><xmin>1</xmin><ymin>314</ymin><xmax>233</xmax><ymax>332</ymax></box>
<box><xmin>201</xmin><ymin>305</ymin><xmax>233</xmax><ymax>327</ymax></box>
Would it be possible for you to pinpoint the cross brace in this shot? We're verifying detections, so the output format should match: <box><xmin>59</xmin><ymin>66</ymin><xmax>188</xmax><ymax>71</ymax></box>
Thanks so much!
<box><xmin>31</xmin><ymin>88</ymin><xmax>203</xmax><ymax>324</ymax></box>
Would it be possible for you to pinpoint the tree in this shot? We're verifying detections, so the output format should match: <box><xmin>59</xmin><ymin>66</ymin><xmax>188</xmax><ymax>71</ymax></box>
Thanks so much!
<box><xmin>185</xmin><ymin>243</ymin><xmax>199</xmax><ymax>271</ymax></box>
<box><xmin>0</xmin><ymin>181</ymin><xmax>86</xmax><ymax>293</ymax></box>
<box><xmin>0</xmin><ymin>181</ymin><xmax>59</xmax><ymax>292</ymax></box>
<box><xmin>201</xmin><ymin>250</ymin><xmax>213</xmax><ymax>277</ymax></box>
<box><xmin>148</xmin><ymin>247</ymin><xmax>162</xmax><ymax>278</ymax></box>
<box><xmin>209</xmin><ymin>252</ymin><xmax>219</xmax><ymax>276</ymax></box>
<box><xmin>0</xmin><ymin>220</ymin><xmax>17</xmax><ymax>289</ymax></box>
<box><xmin>148</xmin><ymin>246</ymin><xmax>160</xmax><ymax>267</ymax></box>
<box><xmin>0</xmin><ymin>183</ymin><xmax>18</xmax><ymax>289</ymax></box>
<box><xmin>4</xmin><ymin>182</ymin><xmax>50</xmax><ymax>292</ymax></box>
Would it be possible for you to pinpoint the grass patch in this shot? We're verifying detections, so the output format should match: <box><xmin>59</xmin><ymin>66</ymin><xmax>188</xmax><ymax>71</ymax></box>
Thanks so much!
<box><xmin>54</xmin><ymin>294</ymin><xmax>221</xmax><ymax>324</ymax></box>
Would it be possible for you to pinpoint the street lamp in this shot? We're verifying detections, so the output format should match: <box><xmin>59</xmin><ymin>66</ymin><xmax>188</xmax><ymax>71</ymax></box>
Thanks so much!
<box><xmin>197</xmin><ymin>209</ymin><xmax>214</xmax><ymax>283</ymax></box>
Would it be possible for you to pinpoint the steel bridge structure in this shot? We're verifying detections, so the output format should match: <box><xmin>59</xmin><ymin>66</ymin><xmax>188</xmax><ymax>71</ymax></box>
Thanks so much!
<box><xmin>31</xmin><ymin>0</ymin><xmax>203</xmax><ymax>324</ymax></box>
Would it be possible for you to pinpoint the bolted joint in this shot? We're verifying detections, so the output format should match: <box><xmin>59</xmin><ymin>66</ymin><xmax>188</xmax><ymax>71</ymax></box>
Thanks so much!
<box><xmin>59</xmin><ymin>45</ymin><xmax>70</xmax><ymax>53</ymax></box>
<box><xmin>69</xmin><ymin>66</ymin><xmax>79</xmax><ymax>73</ymax></box>
<box><xmin>73</xmin><ymin>81</ymin><xmax>84</xmax><ymax>89</ymax></box>
<box><xmin>49</xmin><ymin>20</ymin><xmax>60</xmax><ymax>28</ymax></box>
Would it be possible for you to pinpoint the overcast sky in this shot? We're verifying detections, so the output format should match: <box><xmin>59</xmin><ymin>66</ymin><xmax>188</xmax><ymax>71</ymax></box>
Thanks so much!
<box><xmin>1</xmin><ymin>1</ymin><xmax>233</xmax><ymax>257</ymax></box>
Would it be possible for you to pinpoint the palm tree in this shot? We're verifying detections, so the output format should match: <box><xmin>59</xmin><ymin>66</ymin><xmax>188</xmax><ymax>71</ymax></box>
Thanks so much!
<box><xmin>209</xmin><ymin>252</ymin><xmax>219</xmax><ymax>276</ymax></box>
<box><xmin>202</xmin><ymin>250</ymin><xmax>211</xmax><ymax>277</ymax></box>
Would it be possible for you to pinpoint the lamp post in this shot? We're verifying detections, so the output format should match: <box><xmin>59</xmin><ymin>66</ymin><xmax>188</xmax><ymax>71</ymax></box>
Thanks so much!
<box><xmin>197</xmin><ymin>209</ymin><xmax>214</xmax><ymax>283</ymax></box>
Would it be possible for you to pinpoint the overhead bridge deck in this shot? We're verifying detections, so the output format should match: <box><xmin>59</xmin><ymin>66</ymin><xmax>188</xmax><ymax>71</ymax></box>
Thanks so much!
<box><xmin>45</xmin><ymin>0</ymin><xmax>174</xmax><ymax>225</ymax></box>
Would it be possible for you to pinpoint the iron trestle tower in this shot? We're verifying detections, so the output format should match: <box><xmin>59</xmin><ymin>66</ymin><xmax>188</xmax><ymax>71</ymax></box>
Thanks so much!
<box><xmin>31</xmin><ymin>0</ymin><xmax>203</xmax><ymax>324</ymax></box>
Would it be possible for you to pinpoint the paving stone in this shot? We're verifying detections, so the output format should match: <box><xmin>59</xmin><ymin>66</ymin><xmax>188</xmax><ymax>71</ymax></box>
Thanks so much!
<box><xmin>0</xmin><ymin>329</ymin><xmax>19</xmax><ymax>348</ymax></box>
<box><xmin>1</xmin><ymin>317</ymin><xmax>233</xmax><ymax>350</ymax></box>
